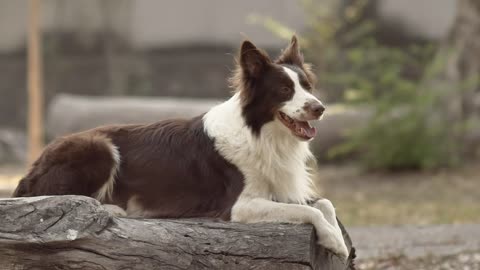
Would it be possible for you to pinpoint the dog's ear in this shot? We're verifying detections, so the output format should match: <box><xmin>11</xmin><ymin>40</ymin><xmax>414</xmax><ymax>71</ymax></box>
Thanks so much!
<box><xmin>275</xmin><ymin>35</ymin><xmax>304</xmax><ymax>66</ymax></box>
<box><xmin>240</xmin><ymin>41</ymin><xmax>271</xmax><ymax>78</ymax></box>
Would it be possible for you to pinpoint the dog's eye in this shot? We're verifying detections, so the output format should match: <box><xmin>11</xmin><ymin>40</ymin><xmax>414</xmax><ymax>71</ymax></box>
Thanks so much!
<box><xmin>280</xmin><ymin>87</ymin><xmax>292</xmax><ymax>94</ymax></box>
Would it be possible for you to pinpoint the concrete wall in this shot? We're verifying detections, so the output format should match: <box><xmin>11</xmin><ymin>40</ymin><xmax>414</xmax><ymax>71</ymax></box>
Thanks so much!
<box><xmin>0</xmin><ymin>1</ymin><xmax>28</xmax><ymax>52</ymax></box>
<box><xmin>378</xmin><ymin>0</ymin><xmax>457</xmax><ymax>40</ymax></box>
<box><xmin>130</xmin><ymin>0</ymin><xmax>305</xmax><ymax>48</ymax></box>
<box><xmin>0</xmin><ymin>0</ymin><xmax>458</xmax><ymax>53</ymax></box>
<box><xmin>0</xmin><ymin>0</ymin><xmax>459</xmax><ymax>129</ymax></box>
<box><xmin>0</xmin><ymin>0</ymin><xmax>306</xmax><ymax>53</ymax></box>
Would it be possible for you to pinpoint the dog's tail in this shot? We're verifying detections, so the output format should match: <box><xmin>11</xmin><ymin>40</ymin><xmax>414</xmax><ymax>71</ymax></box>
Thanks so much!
<box><xmin>12</xmin><ymin>133</ymin><xmax>119</xmax><ymax>201</ymax></box>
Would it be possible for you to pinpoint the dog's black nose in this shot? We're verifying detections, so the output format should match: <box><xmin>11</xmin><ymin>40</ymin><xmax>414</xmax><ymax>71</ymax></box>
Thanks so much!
<box><xmin>312</xmin><ymin>104</ymin><xmax>325</xmax><ymax>116</ymax></box>
<box><xmin>304</xmin><ymin>101</ymin><xmax>325</xmax><ymax>118</ymax></box>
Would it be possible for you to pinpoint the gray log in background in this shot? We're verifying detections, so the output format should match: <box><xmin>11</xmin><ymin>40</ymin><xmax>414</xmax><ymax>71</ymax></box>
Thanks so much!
<box><xmin>46</xmin><ymin>94</ymin><xmax>371</xmax><ymax>157</ymax></box>
<box><xmin>0</xmin><ymin>196</ymin><xmax>353</xmax><ymax>270</ymax></box>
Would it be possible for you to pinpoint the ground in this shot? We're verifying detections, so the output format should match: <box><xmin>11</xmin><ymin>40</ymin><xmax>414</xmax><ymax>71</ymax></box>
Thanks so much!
<box><xmin>319</xmin><ymin>163</ymin><xmax>480</xmax><ymax>226</ymax></box>
<box><xmin>358</xmin><ymin>252</ymin><xmax>480</xmax><ymax>270</ymax></box>
<box><xmin>1</xmin><ymin>162</ymin><xmax>480</xmax><ymax>269</ymax></box>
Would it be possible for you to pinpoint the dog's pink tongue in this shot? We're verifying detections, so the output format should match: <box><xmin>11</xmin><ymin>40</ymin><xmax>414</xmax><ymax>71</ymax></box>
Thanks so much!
<box><xmin>297</xmin><ymin>121</ymin><xmax>317</xmax><ymax>139</ymax></box>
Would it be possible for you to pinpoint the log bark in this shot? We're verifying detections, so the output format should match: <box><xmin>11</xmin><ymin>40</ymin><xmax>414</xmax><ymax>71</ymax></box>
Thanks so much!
<box><xmin>0</xmin><ymin>196</ymin><xmax>354</xmax><ymax>270</ymax></box>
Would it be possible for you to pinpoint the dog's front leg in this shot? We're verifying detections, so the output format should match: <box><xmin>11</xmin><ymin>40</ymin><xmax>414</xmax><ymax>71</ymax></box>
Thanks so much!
<box><xmin>231</xmin><ymin>197</ymin><xmax>349</xmax><ymax>259</ymax></box>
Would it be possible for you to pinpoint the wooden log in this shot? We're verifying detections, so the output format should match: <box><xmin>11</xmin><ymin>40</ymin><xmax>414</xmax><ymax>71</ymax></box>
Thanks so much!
<box><xmin>0</xmin><ymin>196</ymin><xmax>354</xmax><ymax>270</ymax></box>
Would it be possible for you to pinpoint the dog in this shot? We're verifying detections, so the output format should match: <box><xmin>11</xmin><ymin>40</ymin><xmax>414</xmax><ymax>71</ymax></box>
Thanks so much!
<box><xmin>13</xmin><ymin>36</ymin><xmax>349</xmax><ymax>259</ymax></box>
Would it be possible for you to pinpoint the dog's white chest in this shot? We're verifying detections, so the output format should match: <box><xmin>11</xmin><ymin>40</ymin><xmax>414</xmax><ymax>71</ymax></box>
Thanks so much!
<box><xmin>203</xmin><ymin>96</ymin><xmax>315</xmax><ymax>204</ymax></box>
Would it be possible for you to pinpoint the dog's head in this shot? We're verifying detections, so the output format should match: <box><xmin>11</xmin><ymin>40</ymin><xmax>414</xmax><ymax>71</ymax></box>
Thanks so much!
<box><xmin>231</xmin><ymin>35</ymin><xmax>325</xmax><ymax>141</ymax></box>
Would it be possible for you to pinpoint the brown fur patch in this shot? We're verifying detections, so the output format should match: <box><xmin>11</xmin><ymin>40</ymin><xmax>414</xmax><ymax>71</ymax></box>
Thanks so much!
<box><xmin>275</xmin><ymin>35</ymin><xmax>317</xmax><ymax>85</ymax></box>
<box><xmin>14</xmin><ymin>133</ymin><xmax>116</xmax><ymax>198</ymax></box>
<box><xmin>14</xmin><ymin>116</ymin><xmax>245</xmax><ymax>221</ymax></box>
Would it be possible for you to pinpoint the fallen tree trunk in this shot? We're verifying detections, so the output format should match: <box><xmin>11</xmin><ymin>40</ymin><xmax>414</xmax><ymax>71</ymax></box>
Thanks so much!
<box><xmin>46</xmin><ymin>94</ymin><xmax>222</xmax><ymax>138</ymax></box>
<box><xmin>45</xmin><ymin>94</ymin><xmax>372</xmax><ymax>157</ymax></box>
<box><xmin>48</xmin><ymin>94</ymin><xmax>480</xmax><ymax>159</ymax></box>
<box><xmin>0</xmin><ymin>196</ymin><xmax>354</xmax><ymax>270</ymax></box>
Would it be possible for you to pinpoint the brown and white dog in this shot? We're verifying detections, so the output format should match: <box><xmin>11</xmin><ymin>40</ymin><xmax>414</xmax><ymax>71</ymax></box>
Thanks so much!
<box><xmin>13</xmin><ymin>36</ymin><xmax>348</xmax><ymax>259</ymax></box>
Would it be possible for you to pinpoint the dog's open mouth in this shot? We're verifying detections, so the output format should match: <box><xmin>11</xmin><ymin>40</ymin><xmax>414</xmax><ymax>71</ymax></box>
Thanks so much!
<box><xmin>278</xmin><ymin>111</ymin><xmax>317</xmax><ymax>140</ymax></box>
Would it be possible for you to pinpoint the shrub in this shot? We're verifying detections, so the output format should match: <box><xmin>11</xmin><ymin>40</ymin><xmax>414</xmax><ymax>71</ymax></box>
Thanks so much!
<box><xmin>253</xmin><ymin>0</ymin><xmax>465</xmax><ymax>170</ymax></box>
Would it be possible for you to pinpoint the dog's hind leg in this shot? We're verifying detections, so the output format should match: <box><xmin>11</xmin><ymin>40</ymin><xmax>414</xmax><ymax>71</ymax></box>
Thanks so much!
<box><xmin>12</xmin><ymin>133</ymin><xmax>120</xmax><ymax>204</ymax></box>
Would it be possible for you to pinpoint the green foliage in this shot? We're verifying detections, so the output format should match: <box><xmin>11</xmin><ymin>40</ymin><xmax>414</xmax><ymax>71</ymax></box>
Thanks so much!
<box><xmin>253</xmin><ymin>0</ymin><xmax>465</xmax><ymax>170</ymax></box>
<box><xmin>331</xmin><ymin>81</ymin><xmax>462</xmax><ymax>170</ymax></box>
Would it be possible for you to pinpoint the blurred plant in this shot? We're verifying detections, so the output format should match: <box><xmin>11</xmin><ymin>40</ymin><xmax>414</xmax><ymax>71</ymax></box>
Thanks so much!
<box><xmin>249</xmin><ymin>0</ymin><xmax>433</xmax><ymax>102</ymax></box>
<box><xmin>330</xmin><ymin>58</ymin><xmax>467</xmax><ymax>170</ymax></box>
<box><xmin>251</xmin><ymin>0</ymin><xmax>469</xmax><ymax>170</ymax></box>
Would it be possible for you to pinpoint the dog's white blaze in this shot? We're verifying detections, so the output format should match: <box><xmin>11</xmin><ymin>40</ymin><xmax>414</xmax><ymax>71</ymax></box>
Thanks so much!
<box><xmin>94</xmin><ymin>142</ymin><xmax>120</xmax><ymax>202</ymax></box>
<box><xmin>280</xmin><ymin>67</ymin><xmax>323</xmax><ymax>119</ymax></box>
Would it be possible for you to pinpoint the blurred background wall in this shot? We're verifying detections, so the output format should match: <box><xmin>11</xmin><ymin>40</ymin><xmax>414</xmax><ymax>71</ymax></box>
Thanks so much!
<box><xmin>0</xmin><ymin>0</ymin><xmax>456</xmax><ymax>129</ymax></box>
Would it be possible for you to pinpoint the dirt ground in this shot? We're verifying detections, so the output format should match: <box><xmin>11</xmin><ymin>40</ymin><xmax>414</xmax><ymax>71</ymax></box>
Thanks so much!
<box><xmin>357</xmin><ymin>252</ymin><xmax>480</xmax><ymax>270</ymax></box>
<box><xmin>318</xmin><ymin>162</ymin><xmax>480</xmax><ymax>226</ymax></box>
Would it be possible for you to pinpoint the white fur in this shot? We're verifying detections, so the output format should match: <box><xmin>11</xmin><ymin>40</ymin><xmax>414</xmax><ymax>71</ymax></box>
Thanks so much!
<box><xmin>233</xmin><ymin>197</ymin><xmax>347</xmax><ymax>257</ymax></box>
<box><xmin>203</xmin><ymin>93</ymin><xmax>315</xmax><ymax>204</ymax></box>
<box><xmin>94</xmin><ymin>142</ymin><xmax>120</xmax><ymax>202</ymax></box>
<box><xmin>311</xmin><ymin>198</ymin><xmax>342</xmax><ymax>235</ymax></box>
<box><xmin>203</xmin><ymin>91</ymin><xmax>348</xmax><ymax>258</ymax></box>
<box><xmin>280</xmin><ymin>67</ymin><xmax>324</xmax><ymax>120</ymax></box>
<box><xmin>102</xmin><ymin>204</ymin><xmax>127</xmax><ymax>217</ymax></box>
<box><xmin>126</xmin><ymin>195</ymin><xmax>156</xmax><ymax>217</ymax></box>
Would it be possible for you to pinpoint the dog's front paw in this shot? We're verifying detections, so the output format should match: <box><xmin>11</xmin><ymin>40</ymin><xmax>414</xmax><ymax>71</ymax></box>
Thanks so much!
<box><xmin>317</xmin><ymin>228</ymin><xmax>349</xmax><ymax>260</ymax></box>
<box><xmin>311</xmin><ymin>199</ymin><xmax>338</xmax><ymax>226</ymax></box>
